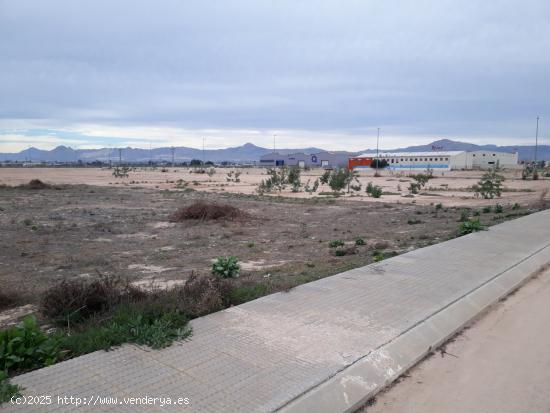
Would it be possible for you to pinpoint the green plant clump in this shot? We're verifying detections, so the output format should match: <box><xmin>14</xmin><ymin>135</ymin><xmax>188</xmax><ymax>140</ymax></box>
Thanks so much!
<box><xmin>495</xmin><ymin>203</ymin><xmax>503</xmax><ymax>213</ymax></box>
<box><xmin>0</xmin><ymin>371</ymin><xmax>20</xmax><ymax>404</ymax></box>
<box><xmin>328</xmin><ymin>240</ymin><xmax>345</xmax><ymax>248</ymax></box>
<box><xmin>355</xmin><ymin>238</ymin><xmax>366</xmax><ymax>246</ymax></box>
<box><xmin>58</xmin><ymin>303</ymin><xmax>190</xmax><ymax>354</ymax></box>
<box><xmin>458</xmin><ymin>218</ymin><xmax>486</xmax><ymax>236</ymax></box>
<box><xmin>211</xmin><ymin>256</ymin><xmax>240</xmax><ymax>278</ymax></box>
<box><xmin>0</xmin><ymin>315</ymin><xmax>60</xmax><ymax>374</ymax></box>
<box><xmin>366</xmin><ymin>182</ymin><xmax>383</xmax><ymax>198</ymax></box>
<box><xmin>472</xmin><ymin>169</ymin><xmax>505</xmax><ymax>199</ymax></box>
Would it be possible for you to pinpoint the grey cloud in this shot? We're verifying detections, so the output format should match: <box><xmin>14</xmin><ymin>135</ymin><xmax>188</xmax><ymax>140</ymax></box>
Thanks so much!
<box><xmin>0</xmin><ymin>0</ymin><xmax>548</xmax><ymax>144</ymax></box>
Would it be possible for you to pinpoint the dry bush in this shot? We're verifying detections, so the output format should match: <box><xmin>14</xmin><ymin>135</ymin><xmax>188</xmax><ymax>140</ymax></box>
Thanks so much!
<box><xmin>178</xmin><ymin>273</ymin><xmax>232</xmax><ymax>318</ymax></box>
<box><xmin>169</xmin><ymin>201</ymin><xmax>245</xmax><ymax>222</ymax></box>
<box><xmin>0</xmin><ymin>291</ymin><xmax>20</xmax><ymax>311</ymax></box>
<box><xmin>20</xmin><ymin>179</ymin><xmax>51</xmax><ymax>190</ymax></box>
<box><xmin>41</xmin><ymin>276</ymin><xmax>144</xmax><ymax>323</ymax></box>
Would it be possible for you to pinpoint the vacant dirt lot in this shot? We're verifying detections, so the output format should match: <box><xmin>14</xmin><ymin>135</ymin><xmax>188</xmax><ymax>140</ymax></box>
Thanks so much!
<box><xmin>0</xmin><ymin>168</ymin><xmax>547</xmax><ymax>325</ymax></box>
<box><xmin>0</xmin><ymin>166</ymin><xmax>548</xmax><ymax>207</ymax></box>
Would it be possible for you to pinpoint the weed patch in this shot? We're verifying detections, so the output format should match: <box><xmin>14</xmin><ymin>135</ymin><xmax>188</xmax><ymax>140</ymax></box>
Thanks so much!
<box><xmin>19</xmin><ymin>179</ymin><xmax>52</xmax><ymax>190</ymax></box>
<box><xmin>458</xmin><ymin>219</ymin><xmax>486</xmax><ymax>236</ymax></box>
<box><xmin>169</xmin><ymin>201</ymin><xmax>244</xmax><ymax>221</ymax></box>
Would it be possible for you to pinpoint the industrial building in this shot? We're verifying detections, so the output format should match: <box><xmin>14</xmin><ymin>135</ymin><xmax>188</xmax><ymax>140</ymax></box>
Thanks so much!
<box><xmin>259</xmin><ymin>151</ymin><xmax>352</xmax><ymax>168</ymax></box>
<box><xmin>349</xmin><ymin>150</ymin><xmax>518</xmax><ymax>171</ymax></box>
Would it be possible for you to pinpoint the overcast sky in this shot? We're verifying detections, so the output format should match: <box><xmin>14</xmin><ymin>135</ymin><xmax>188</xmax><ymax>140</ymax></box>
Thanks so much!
<box><xmin>0</xmin><ymin>0</ymin><xmax>548</xmax><ymax>152</ymax></box>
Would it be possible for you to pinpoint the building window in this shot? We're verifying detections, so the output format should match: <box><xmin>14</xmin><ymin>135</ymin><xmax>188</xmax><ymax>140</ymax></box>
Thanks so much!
<box><xmin>445</xmin><ymin>158</ymin><xmax>449</xmax><ymax>161</ymax></box>
<box><xmin>414</xmin><ymin>158</ymin><xmax>418</xmax><ymax>161</ymax></box>
<box><xmin>492</xmin><ymin>154</ymin><xmax>496</xmax><ymax>156</ymax></box>
<box><xmin>429</xmin><ymin>158</ymin><xmax>433</xmax><ymax>161</ymax></box>
<box><xmin>400</xmin><ymin>158</ymin><xmax>403</xmax><ymax>162</ymax></box>
<box><xmin>482</xmin><ymin>154</ymin><xmax>486</xmax><ymax>156</ymax></box>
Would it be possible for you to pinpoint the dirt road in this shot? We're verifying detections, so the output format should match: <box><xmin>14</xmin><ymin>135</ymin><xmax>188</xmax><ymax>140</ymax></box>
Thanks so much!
<box><xmin>362</xmin><ymin>266</ymin><xmax>550</xmax><ymax>413</ymax></box>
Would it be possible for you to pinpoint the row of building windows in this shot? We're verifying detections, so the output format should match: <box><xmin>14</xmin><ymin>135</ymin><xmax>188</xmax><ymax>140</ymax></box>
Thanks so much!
<box><xmin>382</xmin><ymin>157</ymin><xmax>450</xmax><ymax>164</ymax></box>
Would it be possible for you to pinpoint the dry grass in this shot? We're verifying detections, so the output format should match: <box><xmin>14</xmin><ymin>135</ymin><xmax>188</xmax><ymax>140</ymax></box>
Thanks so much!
<box><xmin>169</xmin><ymin>201</ymin><xmax>245</xmax><ymax>222</ymax></box>
<box><xmin>19</xmin><ymin>179</ymin><xmax>52</xmax><ymax>190</ymax></box>
<box><xmin>0</xmin><ymin>292</ymin><xmax>19</xmax><ymax>312</ymax></box>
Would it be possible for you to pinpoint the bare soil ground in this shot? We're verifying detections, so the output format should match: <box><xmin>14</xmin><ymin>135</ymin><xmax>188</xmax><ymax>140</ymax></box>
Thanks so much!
<box><xmin>0</xmin><ymin>168</ymin><xmax>547</xmax><ymax>326</ymax></box>
<box><xmin>362</xmin><ymin>266</ymin><xmax>550</xmax><ymax>413</ymax></box>
<box><xmin>0</xmin><ymin>166</ymin><xmax>548</xmax><ymax>207</ymax></box>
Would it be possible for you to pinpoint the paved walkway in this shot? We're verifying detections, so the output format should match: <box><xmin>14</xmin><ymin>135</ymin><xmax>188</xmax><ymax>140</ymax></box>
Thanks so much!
<box><xmin>365</xmin><ymin>267</ymin><xmax>550</xmax><ymax>413</ymax></box>
<box><xmin>4</xmin><ymin>210</ymin><xmax>550</xmax><ymax>412</ymax></box>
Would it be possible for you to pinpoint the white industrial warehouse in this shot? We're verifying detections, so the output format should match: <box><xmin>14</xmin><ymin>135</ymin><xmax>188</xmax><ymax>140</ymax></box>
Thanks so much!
<box><xmin>355</xmin><ymin>150</ymin><xmax>518</xmax><ymax>171</ymax></box>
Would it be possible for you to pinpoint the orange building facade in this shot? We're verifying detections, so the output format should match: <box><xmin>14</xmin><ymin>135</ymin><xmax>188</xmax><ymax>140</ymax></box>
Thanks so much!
<box><xmin>348</xmin><ymin>156</ymin><xmax>373</xmax><ymax>170</ymax></box>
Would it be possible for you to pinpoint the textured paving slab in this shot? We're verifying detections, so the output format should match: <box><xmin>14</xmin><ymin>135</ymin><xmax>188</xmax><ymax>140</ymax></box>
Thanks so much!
<box><xmin>4</xmin><ymin>210</ymin><xmax>550</xmax><ymax>412</ymax></box>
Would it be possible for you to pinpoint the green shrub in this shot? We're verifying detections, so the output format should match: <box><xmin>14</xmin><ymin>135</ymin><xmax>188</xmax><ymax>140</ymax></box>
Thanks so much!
<box><xmin>407</xmin><ymin>218</ymin><xmax>421</xmax><ymax>225</ymax></box>
<box><xmin>512</xmin><ymin>203</ymin><xmax>521</xmax><ymax>210</ymax></box>
<box><xmin>212</xmin><ymin>256</ymin><xmax>240</xmax><ymax>278</ymax></box>
<box><xmin>458</xmin><ymin>219</ymin><xmax>486</xmax><ymax>236</ymax></box>
<box><xmin>355</xmin><ymin>238</ymin><xmax>366</xmax><ymax>246</ymax></box>
<box><xmin>495</xmin><ymin>203</ymin><xmax>503</xmax><ymax>213</ymax></box>
<box><xmin>459</xmin><ymin>210</ymin><xmax>469</xmax><ymax>222</ymax></box>
<box><xmin>328</xmin><ymin>240</ymin><xmax>345</xmax><ymax>248</ymax></box>
<box><xmin>0</xmin><ymin>316</ymin><xmax>60</xmax><ymax>374</ymax></box>
<box><xmin>0</xmin><ymin>371</ymin><xmax>20</xmax><ymax>404</ymax></box>
<box><xmin>366</xmin><ymin>182</ymin><xmax>383</xmax><ymax>198</ymax></box>
<box><xmin>408</xmin><ymin>173</ymin><xmax>432</xmax><ymax>194</ymax></box>
<box><xmin>435</xmin><ymin>203</ymin><xmax>443</xmax><ymax>210</ymax></box>
<box><xmin>482</xmin><ymin>205</ymin><xmax>492</xmax><ymax>213</ymax></box>
<box><xmin>472</xmin><ymin>169</ymin><xmax>505</xmax><ymax>199</ymax></box>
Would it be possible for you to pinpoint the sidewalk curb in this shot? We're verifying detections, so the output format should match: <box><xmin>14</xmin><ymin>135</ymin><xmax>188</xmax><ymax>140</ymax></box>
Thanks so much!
<box><xmin>279</xmin><ymin>242</ymin><xmax>550</xmax><ymax>413</ymax></box>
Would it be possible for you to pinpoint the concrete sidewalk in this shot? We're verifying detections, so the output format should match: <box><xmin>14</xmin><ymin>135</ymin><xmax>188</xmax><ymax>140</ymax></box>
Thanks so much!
<box><xmin>4</xmin><ymin>210</ymin><xmax>550</xmax><ymax>413</ymax></box>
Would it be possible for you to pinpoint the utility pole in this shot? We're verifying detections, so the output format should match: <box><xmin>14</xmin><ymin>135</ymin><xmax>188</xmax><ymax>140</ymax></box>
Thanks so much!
<box><xmin>375</xmin><ymin>128</ymin><xmax>380</xmax><ymax>175</ymax></box>
<box><xmin>170</xmin><ymin>146</ymin><xmax>175</xmax><ymax>167</ymax></box>
<box><xmin>149</xmin><ymin>142</ymin><xmax>152</xmax><ymax>166</ymax></box>
<box><xmin>535</xmin><ymin>116</ymin><xmax>540</xmax><ymax>166</ymax></box>
<box><xmin>273</xmin><ymin>134</ymin><xmax>277</xmax><ymax>153</ymax></box>
<box><xmin>118</xmin><ymin>148</ymin><xmax>122</xmax><ymax>165</ymax></box>
<box><xmin>202</xmin><ymin>137</ymin><xmax>205</xmax><ymax>166</ymax></box>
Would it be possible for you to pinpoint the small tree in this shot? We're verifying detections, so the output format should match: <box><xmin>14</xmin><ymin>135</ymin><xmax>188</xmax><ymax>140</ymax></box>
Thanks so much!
<box><xmin>370</xmin><ymin>159</ymin><xmax>389</xmax><ymax>169</ymax></box>
<box><xmin>288</xmin><ymin>167</ymin><xmax>301</xmax><ymax>192</ymax></box>
<box><xmin>366</xmin><ymin>182</ymin><xmax>383</xmax><ymax>198</ymax></box>
<box><xmin>257</xmin><ymin>167</ymin><xmax>288</xmax><ymax>194</ymax></box>
<box><xmin>408</xmin><ymin>172</ymin><xmax>432</xmax><ymax>194</ymax></box>
<box><xmin>472</xmin><ymin>169</ymin><xmax>505</xmax><ymax>199</ymax></box>
<box><xmin>112</xmin><ymin>166</ymin><xmax>130</xmax><ymax>178</ymax></box>
<box><xmin>319</xmin><ymin>169</ymin><xmax>331</xmax><ymax>185</ymax></box>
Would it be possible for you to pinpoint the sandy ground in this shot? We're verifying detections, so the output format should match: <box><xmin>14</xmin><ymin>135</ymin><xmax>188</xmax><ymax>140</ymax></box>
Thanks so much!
<box><xmin>362</xmin><ymin>266</ymin><xmax>550</xmax><ymax>413</ymax></box>
<box><xmin>2</xmin><ymin>181</ymin><xmax>491</xmax><ymax>326</ymax></box>
<box><xmin>0</xmin><ymin>167</ymin><xmax>548</xmax><ymax>207</ymax></box>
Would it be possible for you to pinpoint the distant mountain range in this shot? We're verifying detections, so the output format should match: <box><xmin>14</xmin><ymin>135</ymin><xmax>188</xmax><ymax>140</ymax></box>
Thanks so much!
<box><xmin>0</xmin><ymin>139</ymin><xmax>547</xmax><ymax>163</ymax></box>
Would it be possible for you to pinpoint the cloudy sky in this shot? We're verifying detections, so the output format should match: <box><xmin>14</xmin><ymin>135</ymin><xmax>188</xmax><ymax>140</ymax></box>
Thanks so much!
<box><xmin>0</xmin><ymin>0</ymin><xmax>548</xmax><ymax>152</ymax></box>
